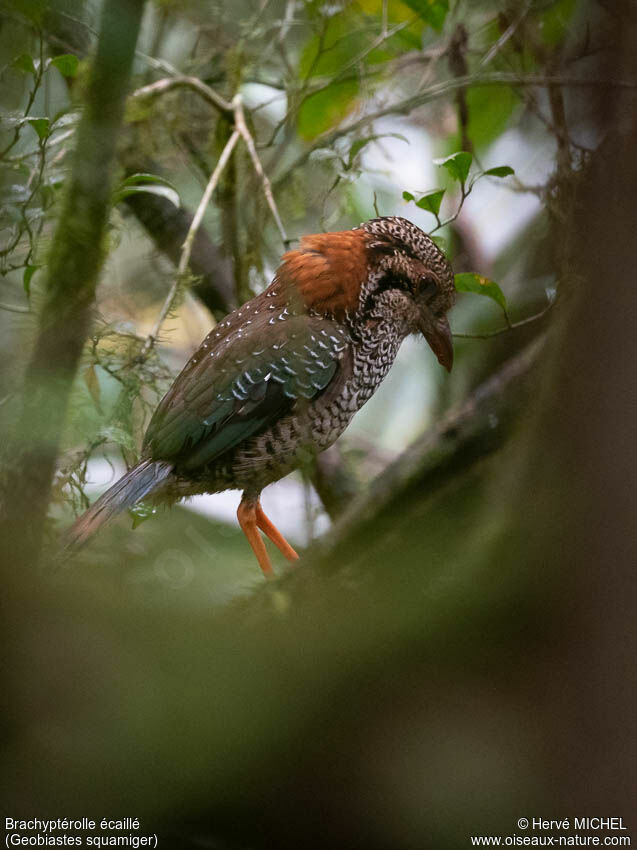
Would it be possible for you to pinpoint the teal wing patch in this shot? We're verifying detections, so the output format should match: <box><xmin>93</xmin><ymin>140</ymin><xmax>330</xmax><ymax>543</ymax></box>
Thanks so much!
<box><xmin>142</xmin><ymin>313</ymin><xmax>348</xmax><ymax>470</ymax></box>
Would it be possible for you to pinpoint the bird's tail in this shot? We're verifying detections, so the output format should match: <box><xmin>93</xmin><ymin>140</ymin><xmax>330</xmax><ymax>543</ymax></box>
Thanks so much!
<box><xmin>64</xmin><ymin>459</ymin><xmax>173</xmax><ymax>551</ymax></box>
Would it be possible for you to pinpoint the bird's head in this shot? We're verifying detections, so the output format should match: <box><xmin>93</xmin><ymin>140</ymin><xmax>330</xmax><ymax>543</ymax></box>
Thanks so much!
<box><xmin>276</xmin><ymin>215</ymin><xmax>455</xmax><ymax>371</ymax></box>
<box><xmin>359</xmin><ymin>216</ymin><xmax>455</xmax><ymax>371</ymax></box>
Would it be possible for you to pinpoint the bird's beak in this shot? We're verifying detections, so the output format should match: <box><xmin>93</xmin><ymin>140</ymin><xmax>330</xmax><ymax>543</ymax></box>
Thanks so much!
<box><xmin>419</xmin><ymin>310</ymin><xmax>453</xmax><ymax>372</ymax></box>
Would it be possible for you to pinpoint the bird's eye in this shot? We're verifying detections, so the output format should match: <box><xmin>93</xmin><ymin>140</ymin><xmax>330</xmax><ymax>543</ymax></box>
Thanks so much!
<box><xmin>420</xmin><ymin>277</ymin><xmax>437</xmax><ymax>299</ymax></box>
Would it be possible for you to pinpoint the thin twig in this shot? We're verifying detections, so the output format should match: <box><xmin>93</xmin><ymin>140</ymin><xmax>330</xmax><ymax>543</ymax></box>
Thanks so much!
<box><xmin>131</xmin><ymin>75</ymin><xmax>233</xmax><ymax>114</ymax></box>
<box><xmin>5</xmin><ymin>128</ymin><xmax>76</xmax><ymax>163</ymax></box>
<box><xmin>479</xmin><ymin>0</ymin><xmax>532</xmax><ymax>67</ymax></box>
<box><xmin>233</xmin><ymin>96</ymin><xmax>290</xmax><ymax>248</ymax></box>
<box><xmin>428</xmin><ymin>183</ymin><xmax>469</xmax><ymax>235</ymax></box>
<box><xmin>452</xmin><ymin>300</ymin><xmax>555</xmax><ymax>340</ymax></box>
<box><xmin>307</xmin><ymin>18</ymin><xmax>412</xmax><ymax>101</ymax></box>
<box><xmin>264</xmin><ymin>17</ymin><xmax>413</xmax><ymax>147</ymax></box>
<box><xmin>140</xmin><ymin>126</ymin><xmax>241</xmax><ymax>358</ymax></box>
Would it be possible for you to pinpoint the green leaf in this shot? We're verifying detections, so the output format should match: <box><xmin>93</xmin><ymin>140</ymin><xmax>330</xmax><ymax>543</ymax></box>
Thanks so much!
<box><xmin>483</xmin><ymin>165</ymin><xmax>515</xmax><ymax>178</ymax></box>
<box><xmin>403</xmin><ymin>188</ymin><xmax>445</xmax><ymax>216</ymax></box>
<box><xmin>129</xmin><ymin>502</ymin><xmax>157</xmax><ymax>529</ymax></box>
<box><xmin>52</xmin><ymin>107</ymin><xmax>80</xmax><ymax>126</ymax></box>
<box><xmin>415</xmin><ymin>189</ymin><xmax>445</xmax><ymax>216</ymax></box>
<box><xmin>118</xmin><ymin>172</ymin><xmax>178</xmax><ymax>189</ymax></box>
<box><xmin>298</xmin><ymin>79</ymin><xmax>358</xmax><ymax>140</ymax></box>
<box><xmin>434</xmin><ymin>151</ymin><xmax>473</xmax><ymax>184</ymax></box>
<box><xmin>299</xmin><ymin>7</ymin><xmax>394</xmax><ymax>138</ymax></box>
<box><xmin>26</xmin><ymin>117</ymin><xmax>50</xmax><ymax>140</ymax></box>
<box><xmin>454</xmin><ymin>272</ymin><xmax>508</xmax><ymax>314</ymax></box>
<box><xmin>48</xmin><ymin>53</ymin><xmax>80</xmax><ymax>78</ymax></box>
<box><xmin>402</xmin><ymin>0</ymin><xmax>449</xmax><ymax>31</ymax></box>
<box><xmin>299</xmin><ymin>7</ymin><xmax>399</xmax><ymax>78</ymax></box>
<box><xmin>431</xmin><ymin>235</ymin><xmax>448</xmax><ymax>254</ymax></box>
<box><xmin>113</xmin><ymin>173</ymin><xmax>180</xmax><ymax>208</ymax></box>
<box><xmin>115</xmin><ymin>185</ymin><xmax>181</xmax><ymax>207</ymax></box>
<box><xmin>13</xmin><ymin>53</ymin><xmax>36</xmax><ymax>75</ymax></box>
<box><xmin>459</xmin><ymin>85</ymin><xmax>519</xmax><ymax>151</ymax></box>
<box><xmin>23</xmin><ymin>264</ymin><xmax>40</xmax><ymax>296</ymax></box>
<box><xmin>300</xmin><ymin>15</ymin><xmax>355</xmax><ymax>77</ymax></box>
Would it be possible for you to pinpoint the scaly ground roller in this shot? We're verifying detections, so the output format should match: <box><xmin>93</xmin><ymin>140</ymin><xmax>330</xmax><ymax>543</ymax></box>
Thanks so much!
<box><xmin>67</xmin><ymin>216</ymin><xmax>455</xmax><ymax>575</ymax></box>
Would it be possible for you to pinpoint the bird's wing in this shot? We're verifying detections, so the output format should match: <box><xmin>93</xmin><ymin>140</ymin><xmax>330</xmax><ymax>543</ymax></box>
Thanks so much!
<box><xmin>142</xmin><ymin>310</ymin><xmax>349</xmax><ymax>470</ymax></box>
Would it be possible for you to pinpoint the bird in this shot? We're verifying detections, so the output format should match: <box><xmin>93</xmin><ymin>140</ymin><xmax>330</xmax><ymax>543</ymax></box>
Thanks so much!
<box><xmin>65</xmin><ymin>216</ymin><xmax>455</xmax><ymax>576</ymax></box>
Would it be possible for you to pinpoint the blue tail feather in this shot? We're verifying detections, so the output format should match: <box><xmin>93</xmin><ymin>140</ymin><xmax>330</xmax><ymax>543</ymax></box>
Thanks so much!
<box><xmin>64</xmin><ymin>459</ymin><xmax>173</xmax><ymax>551</ymax></box>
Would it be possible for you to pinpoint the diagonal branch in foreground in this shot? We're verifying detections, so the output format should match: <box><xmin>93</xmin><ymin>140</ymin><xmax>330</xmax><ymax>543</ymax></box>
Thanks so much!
<box><xmin>309</xmin><ymin>337</ymin><xmax>543</xmax><ymax>568</ymax></box>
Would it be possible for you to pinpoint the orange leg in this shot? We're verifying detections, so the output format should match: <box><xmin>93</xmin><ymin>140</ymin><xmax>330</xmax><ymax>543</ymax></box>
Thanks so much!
<box><xmin>237</xmin><ymin>495</ymin><xmax>299</xmax><ymax>577</ymax></box>
<box><xmin>255</xmin><ymin>502</ymin><xmax>299</xmax><ymax>563</ymax></box>
<box><xmin>237</xmin><ymin>497</ymin><xmax>273</xmax><ymax>577</ymax></box>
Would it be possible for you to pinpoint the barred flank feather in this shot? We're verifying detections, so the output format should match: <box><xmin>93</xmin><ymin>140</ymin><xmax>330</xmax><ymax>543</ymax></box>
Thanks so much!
<box><xmin>64</xmin><ymin>459</ymin><xmax>173</xmax><ymax>550</ymax></box>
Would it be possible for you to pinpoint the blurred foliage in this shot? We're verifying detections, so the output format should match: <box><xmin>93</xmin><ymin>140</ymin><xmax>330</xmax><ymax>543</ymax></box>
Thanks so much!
<box><xmin>2</xmin><ymin>0</ymin><xmax>635</xmax><ymax>845</ymax></box>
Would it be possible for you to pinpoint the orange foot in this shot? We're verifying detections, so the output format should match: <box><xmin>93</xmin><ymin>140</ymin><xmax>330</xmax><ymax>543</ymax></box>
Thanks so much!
<box><xmin>237</xmin><ymin>494</ymin><xmax>300</xmax><ymax>577</ymax></box>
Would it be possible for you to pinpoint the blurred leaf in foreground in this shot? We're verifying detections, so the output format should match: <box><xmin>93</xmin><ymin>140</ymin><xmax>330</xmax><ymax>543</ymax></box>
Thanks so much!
<box><xmin>455</xmin><ymin>272</ymin><xmax>508</xmax><ymax>315</ymax></box>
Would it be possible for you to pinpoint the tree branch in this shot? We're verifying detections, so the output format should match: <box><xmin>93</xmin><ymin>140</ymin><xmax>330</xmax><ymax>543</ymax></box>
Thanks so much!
<box><xmin>452</xmin><ymin>299</ymin><xmax>555</xmax><ymax>340</ymax></box>
<box><xmin>312</xmin><ymin>337</ymin><xmax>543</xmax><ymax>562</ymax></box>
<box><xmin>131</xmin><ymin>75</ymin><xmax>233</xmax><ymax>115</ymax></box>
<box><xmin>140</xmin><ymin>126</ymin><xmax>240</xmax><ymax>358</ymax></box>
<box><xmin>233</xmin><ymin>97</ymin><xmax>290</xmax><ymax>248</ymax></box>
